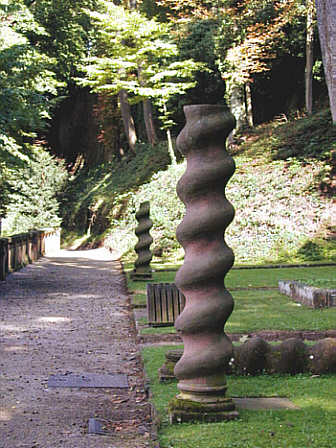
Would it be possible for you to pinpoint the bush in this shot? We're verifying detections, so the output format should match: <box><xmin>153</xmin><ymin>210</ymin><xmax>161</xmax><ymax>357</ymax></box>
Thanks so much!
<box><xmin>2</xmin><ymin>145</ymin><xmax>67</xmax><ymax>235</ymax></box>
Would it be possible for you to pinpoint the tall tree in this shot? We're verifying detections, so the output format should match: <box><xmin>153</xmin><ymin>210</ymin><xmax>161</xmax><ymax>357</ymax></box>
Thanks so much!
<box><xmin>81</xmin><ymin>2</ymin><xmax>200</xmax><ymax>158</ymax></box>
<box><xmin>25</xmin><ymin>0</ymin><xmax>98</xmax><ymax>85</ymax></box>
<box><xmin>0</xmin><ymin>1</ymin><xmax>60</xmax><ymax>144</ymax></box>
<box><xmin>305</xmin><ymin>0</ymin><xmax>315</xmax><ymax>115</ymax></box>
<box><xmin>118</xmin><ymin>90</ymin><xmax>137</xmax><ymax>153</ymax></box>
<box><xmin>315</xmin><ymin>0</ymin><xmax>336</xmax><ymax>123</ymax></box>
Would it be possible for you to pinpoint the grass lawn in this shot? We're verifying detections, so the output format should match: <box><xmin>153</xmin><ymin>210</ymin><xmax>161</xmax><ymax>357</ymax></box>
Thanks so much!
<box><xmin>142</xmin><ymin>346</ymin><xmax>336</xmax><ymax>448</ymax></box>
<box><xmin>128</xmin><ymin>265</ymin><xmax>336</xmax><ymax>334</ymax></box>
<box><xmin>126</xmin><ymin>265</ymin><xmax>336</xmax><ymax>297</ymax></box>
<box><xmin>140</xmin><ymin>287</ymin><xmax>336</xmax><ymax>335</ymax></box>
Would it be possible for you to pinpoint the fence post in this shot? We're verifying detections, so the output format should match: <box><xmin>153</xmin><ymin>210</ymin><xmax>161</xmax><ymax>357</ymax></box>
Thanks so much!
<box><xmin>0</xmin><ymin>237</ymin><xmax>8</xmax><ymax>281</ymax></box>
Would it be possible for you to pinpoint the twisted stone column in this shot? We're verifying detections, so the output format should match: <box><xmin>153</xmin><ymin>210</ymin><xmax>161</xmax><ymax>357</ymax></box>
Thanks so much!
<box><xmin>169</xmin><ymin>105</ymin><xmax>238</xmax><ymax>423</ymax></box>
<box><xmin>131</xmin><ymin>201</ymin><xmax>153</xmax><ymax>280</ymax></box>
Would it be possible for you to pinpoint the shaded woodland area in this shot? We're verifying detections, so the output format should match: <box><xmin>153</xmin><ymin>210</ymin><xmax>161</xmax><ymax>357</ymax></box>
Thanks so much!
<box><xmin>0</xmin><ymin>0</ymin><xmax>335</xmax><ymax>263</ymax></box>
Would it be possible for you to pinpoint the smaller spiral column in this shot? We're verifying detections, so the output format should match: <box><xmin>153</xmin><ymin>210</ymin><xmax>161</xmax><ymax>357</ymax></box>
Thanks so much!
<box><xmin>168</xmin><ymin>105</ymin><xmax>239</xmax><ymax>423</ymax></box>
<box><xmin>131</xmin><ymin>201</ymin><xmax>153</xmax><ymax>281</ymax></box>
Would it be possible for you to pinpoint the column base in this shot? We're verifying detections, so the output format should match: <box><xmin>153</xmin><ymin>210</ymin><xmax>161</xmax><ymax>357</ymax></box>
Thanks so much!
<box><xmin>168</xmin><ymin>395</ymin><xmax>239</xmax><ymax>424</ymax></box>
<box><xmin>130</xmin><ymin>271</ymin><xmax>153</xmax><ymax>281</ymax></box>
<box><xmin>158</xmin><ymin>349</ymin><xmax>183</xmax><ymax>382</ymax></box>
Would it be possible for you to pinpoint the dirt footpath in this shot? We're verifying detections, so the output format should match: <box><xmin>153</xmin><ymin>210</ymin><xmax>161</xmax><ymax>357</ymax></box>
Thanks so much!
<box><xmin>0</xmin><ymin>249</ymin><xmax>155</xmax><ymax>448</ymax></box>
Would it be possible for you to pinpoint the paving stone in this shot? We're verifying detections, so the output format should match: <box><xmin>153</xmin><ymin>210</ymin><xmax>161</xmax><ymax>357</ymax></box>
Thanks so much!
<box><xmin>48</xmin><ymin>373</ymin><xmax>128</xmax><ymax>388</ymax></box>
<box><xmin>88</xmin><ymin>418</ymin><xmax>108</xmax><ymax>435</ymax></box>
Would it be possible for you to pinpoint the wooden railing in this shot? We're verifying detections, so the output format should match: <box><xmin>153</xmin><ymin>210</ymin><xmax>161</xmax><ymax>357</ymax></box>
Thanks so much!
<box><xmin>0</xmin><ymin>228</ymin><xmax>60</xmax><ymax>281</ymax></box>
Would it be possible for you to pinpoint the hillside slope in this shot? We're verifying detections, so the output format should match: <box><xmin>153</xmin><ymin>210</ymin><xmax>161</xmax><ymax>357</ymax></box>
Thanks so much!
<box><xmin>62</xmin><ymin>110</ymin><xmax>336</xmax><ymax>265</ymax></box>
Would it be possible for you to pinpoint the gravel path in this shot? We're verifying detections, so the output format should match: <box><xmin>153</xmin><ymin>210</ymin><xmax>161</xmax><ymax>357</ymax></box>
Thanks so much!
<box><xmin>0</xmin><ymin>249</ymin><xmax>155</xmax><ymax>448</ymax></box>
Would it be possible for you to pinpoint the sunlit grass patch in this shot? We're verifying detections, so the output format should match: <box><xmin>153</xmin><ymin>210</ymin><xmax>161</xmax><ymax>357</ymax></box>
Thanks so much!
<box><xmin>142</xmin><ymin>346</ymin><xmax>336</xmax><ymax>448</ymax></box>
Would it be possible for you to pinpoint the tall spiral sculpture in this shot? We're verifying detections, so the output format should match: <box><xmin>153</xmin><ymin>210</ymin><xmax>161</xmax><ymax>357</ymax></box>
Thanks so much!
<box><xmin>131</xmin><ymin>201</ymin><xmax>153</xmax><ymax>281</ymax></box>
<box><xmin>169</xmin><ymin>105</ymin><xmax>239</xmax><ymax>423</ymax></box>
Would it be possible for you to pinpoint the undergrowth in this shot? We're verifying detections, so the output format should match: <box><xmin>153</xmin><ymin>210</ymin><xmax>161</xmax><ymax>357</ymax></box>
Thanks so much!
<box><xmin>61</xmin><ymin>109</ymin><xmax>336</xmax><ymax>264</ymax></box>
<box><xmin>1</xmin><ymin>141</ymin><xmax>67</xmax><ymax>235</ymax></box>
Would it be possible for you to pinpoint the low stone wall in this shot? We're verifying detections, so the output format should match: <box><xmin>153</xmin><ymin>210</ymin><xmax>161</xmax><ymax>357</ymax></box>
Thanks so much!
<box><xmin>279</xmin><ymin>280</ymin><xmax>336</xmax><ymax>308</ymax></box>
<box><xmin>0</xmin><ymin>228</ymin><xmax>60</xmax><ymax>281</ymax></box>
<box><xmin>159</xmin><ymin>337</ymin><xmax>336</xmax><ymax>381</ymax></box>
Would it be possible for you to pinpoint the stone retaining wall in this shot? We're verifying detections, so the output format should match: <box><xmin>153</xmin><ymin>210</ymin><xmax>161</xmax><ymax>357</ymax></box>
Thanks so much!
<box><xmin>279</xmin><ymin>280</ymin><xmax>336</xmax><ymax>308</ymax></box>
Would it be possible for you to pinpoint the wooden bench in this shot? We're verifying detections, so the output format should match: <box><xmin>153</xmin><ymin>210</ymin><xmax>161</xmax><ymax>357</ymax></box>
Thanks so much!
<box><xmin>147</xmin><ymin>283</ymin><xmax>185</xmax><ymax>327</ymax></box>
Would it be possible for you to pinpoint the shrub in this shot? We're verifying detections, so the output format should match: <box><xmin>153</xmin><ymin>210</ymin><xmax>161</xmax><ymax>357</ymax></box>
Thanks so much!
<box><xmin>2</xmin><ymin>145</ymin><xmax>67</xmax><ymax>235</ymax></box>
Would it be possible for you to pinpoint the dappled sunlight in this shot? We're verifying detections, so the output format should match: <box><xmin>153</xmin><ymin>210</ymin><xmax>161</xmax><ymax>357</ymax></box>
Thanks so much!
<box><xmin>298</xmin><ymin>397</ymin><xmax>336</xmax><ymax>412</ymax></box>
<box><xmin>45</xmin><ymin>293</ymin><xmax>109</xmax><ymax>301</ymax></box>
<box><xmin>0</xmin><ymin>324</ymin><xmax>30</xmax><ymax>333</ymax></box>
<box><xmin>226</xmin><ymin>322</ymin><xmax>244</xmax><ymax>329</ymax></box>
<box><xmin>0</xmin><ymin>408</ymin><xmax>13</xmax><ymax>422</ymax></box>
<box><xmin>3</xmin><ymin>345</ymin><xmax>27</xmax><ymax>352</ymax></box>
<box><xmin>47</xmin><ymin>248</ymin><xmax>118</xmax><ymax>262</ymax></box>
<box><xmin>47</xmin><ymin>261</ymin><xmax>116</xmax><ymax>269</ymax></box>
<box><xmin>37</xmin><ymin>316</ymin><xmax>71</xmax><ymax>324</ymax></box>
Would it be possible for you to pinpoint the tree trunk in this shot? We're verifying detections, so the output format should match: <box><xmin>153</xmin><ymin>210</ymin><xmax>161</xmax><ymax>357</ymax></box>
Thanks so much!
<box><xmin>143</xmin><ymin>99</ymin><xmax>158</xmax><ymax>146</ymax></box>
<box><xmin>315</xmin><ymin>0</ymin><xmax>336</xmax><ymax>123</ymax></box>
<box><xmin>227</xmin><ymin>82</ymin><xmax>247</xmax><ymax>131</ymax></box>
<box><xmin>118</xmin><ymin>90</ymin><xmax>137</xmax><ymax>153</ymax></box>
<box><xmin>245</xmin><ymin>83</ymin><xmax>254</xmax><ymax>127</ymax></box>
<box><xmin>306</xmin><ymin>0</ymin><xmax>315</xmax><ymax>115</ymax></box>
<box><xmin>162</xmin><ymin>103</ymin><xmax>176</xmax><ymax>164</ymax></box>
<box><xmin>137</xmin><ymin>63</ymin><xmax>158</xmax><ymax>146</ymax></box>
<box><xmin>166</xmin><ymin>129</ymin><xmax>176</xmax><ymax>165</ymax></box>
<box><xmin>128</xmin><ymin>0</ymin><xmax>137</xmax><ymax>8</ymax></box>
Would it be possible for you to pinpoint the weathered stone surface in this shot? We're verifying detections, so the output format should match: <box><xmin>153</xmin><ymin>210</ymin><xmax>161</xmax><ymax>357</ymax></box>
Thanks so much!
<box><xmin>88</xmin><ymin>418</ymin><xmax>108</xmax><ymax>435</ymax></box>
<box><xmin>169</xmin><ymin>104</ymin><xmax>237</xmax><ymax>423</ymax></box>
<box><xmin>169</xmin><ymin>397</ymin><xmax>238</xmax><ymax>424</ymax></box>
<box><xmin>159</xmin><ymin>337</ymin><xmax>336</xmax><ymax>379</ymax></box>
<box><xmin>0</xmin><ymin>248</ymin><xmax>154</xmax><ymax>448</ymax></box>
<box><xmin>48</xmin><ymin>373</ymin><xmax>129</xmax><ymax>388</ymax></box>
<box><xmin>159</xmin><ymin>349</ymin><xmax>183</xmax><ymax>382</ymax></box>
<box><xmin>234</xmin><ymin>337</ymin><xmax>270</xmax><ymax>375</ymax></box>
<box><xmin>279</xmin><ymin>280</ymin><xmax>336</xmax><ymax>308</ymax></box>
<box><xmin>131</xmin><ymin>202</ymin><xmax>153</xmax><ymax>280</ymax></box>
<box><xmin>267</xmin><ymin>338</ymin><xmax>308</xmax><ymax>375</ymax></box>
<box><xmin>309</xmin><ymin>338</ymin><xmax>336</xmax><ymax>373</ymax></box>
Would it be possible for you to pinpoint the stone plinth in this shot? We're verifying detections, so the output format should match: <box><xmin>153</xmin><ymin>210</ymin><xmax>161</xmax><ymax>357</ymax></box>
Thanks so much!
<box><xmin>169</xmin><ymin>105</ymin><xmax>238</xmax><ymax>423</ymax></box>
<box><xmin>279</xmin><ymin>280</ymin><xmax>336</xmax><ymax>308</ymax></box>
<box><xmin>131</xmin><ymin>201</ymin><xmax>153</xmax><ymax>281</ymax></box>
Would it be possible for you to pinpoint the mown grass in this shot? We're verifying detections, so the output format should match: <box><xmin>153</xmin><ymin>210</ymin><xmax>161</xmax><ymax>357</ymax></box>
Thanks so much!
<box><xmin>127</xmin><ymin>265</ymin><xmax>336</xmax><ymax>295</ymax></box>
<box><xmin>127</xmin><ymin>265</ymin><xmax>336</xmax><ymax>334</ymax></box>
<box><xmin>142</xmin><ymin>345</ymin><xmax>336</xmax><ymax>448</ymax></box>
<box><xmin>140</xmin><ymin>286</ymin><xmax>336</xmax><ymax>335</ymax></box>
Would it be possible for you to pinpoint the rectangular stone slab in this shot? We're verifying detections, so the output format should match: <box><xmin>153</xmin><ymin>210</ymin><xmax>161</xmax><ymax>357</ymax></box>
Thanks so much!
<box><xmin>233</xmin><ymin>397</ymin><xmax>300</xmax><ymax>410</ymax></box>
<box><xmin>88</xmin><ymin>418</ymin><xmax>108</xmax><ymax>435</ymax></box>
<box><xmin>47</xmin><ymin>373</ymin><xmax>128</xmax><ymax>388</ymax></box>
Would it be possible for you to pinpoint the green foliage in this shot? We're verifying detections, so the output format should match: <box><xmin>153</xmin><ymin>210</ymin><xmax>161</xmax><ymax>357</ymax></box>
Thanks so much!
<box><xmin>0</xmin><ymin>1</ymin><xmax>61</xmax><ymax>143</ymax></box>
<box><xmin>176</xmin><ymin>19</ymin><xmax>226</xmax><ymax>105</ymax></box>
<box><xmin>79</xmin><ymin>2</ymin><xmax>203</xmax><ymax>135</ymax></box>
<box><xmin>268</xmin><ymin>109</ymin><xmax>336</xmax><ymax>161</ymax></box>
<box><xmin>63</xmin><ymin>109</ymin><xmax>334</xmax><ymax>265</ymax></box>
<box><xmin>26</xmin><ymin>0</ymin><xmax>98</xmax><ymax>84</ymax></box>
<box><xmin>2</xmin><ymin>144</ymin><xmax>67</xmax><ymax>235</ymax></box>
<box><xmin>107</xmin><ymin>152</ymin><xmax>333</xmax><ymax>265</ymax></box>
<box><xmin>104</xmin><ymin>161</ymin><xmax>185</xmax><ymax>259</ymax></box>
<box><xmin>0</xmin><ymin>161</ymin><xmax>10</xmax><ymax>217</ymax></box>
<box><xmin>295</xmin><ymin>277</ymin><xmax>336</xmax><ymax>289</ymax></box>
<box><xmin>61</xmin><ymin>141</ymin><xmax>171</xmax><ymax>243</ymax></box>
<box><xmin>237</xmin><ymin>108</ymin><xmax>336</xmax><ymax>196</ymax></box>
